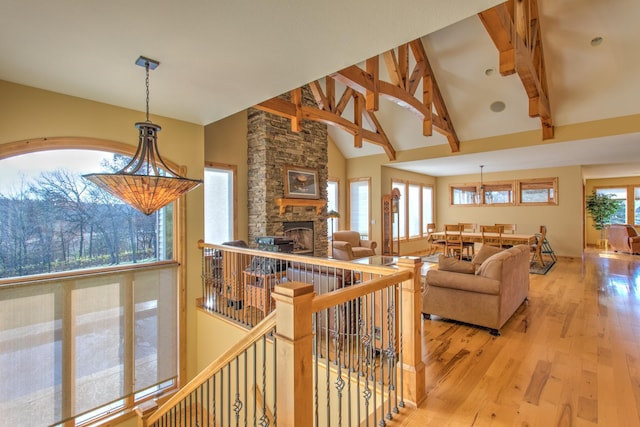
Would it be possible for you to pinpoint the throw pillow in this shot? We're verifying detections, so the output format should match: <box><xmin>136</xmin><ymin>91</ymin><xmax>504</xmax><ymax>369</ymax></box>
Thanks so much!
<box><xmin>472</xmin><ymin>244</ymin><xmax>504</xmax><ymax>267</ymax></box>
<box><xmin>438</xmin><ymin>254</ymin><xmax>475</xmax><ymax>274</ymax></box>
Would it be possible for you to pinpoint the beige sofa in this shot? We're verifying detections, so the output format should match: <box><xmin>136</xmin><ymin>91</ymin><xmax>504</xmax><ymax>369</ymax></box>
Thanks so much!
<box><xmin>607</xmin><ymin>224</ymin><xmax>640</xmax><ymax>254</ymax></box>
<box><xmin>332</xmin><ymin>231</ymin><xmax>377</xmax><ymax>260</ymax></box>
<box><xmin>422</xmin><ymin>245</ymin><xmax>530</xmax><ymax>335</ymax></box>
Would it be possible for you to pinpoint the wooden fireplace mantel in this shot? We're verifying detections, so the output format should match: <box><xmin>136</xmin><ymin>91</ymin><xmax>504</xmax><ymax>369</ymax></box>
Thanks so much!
<box><xmin>275</xmin><ymin>198</ymin><xmax>326</xmax><ymax>215</ymax></box>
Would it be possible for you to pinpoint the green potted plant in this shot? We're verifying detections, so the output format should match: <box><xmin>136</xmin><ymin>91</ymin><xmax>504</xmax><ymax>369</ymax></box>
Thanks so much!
<box><xmin>585</xmin><ymin>191</ymin><xmax>623</xmax><ymax>247</ymax></box>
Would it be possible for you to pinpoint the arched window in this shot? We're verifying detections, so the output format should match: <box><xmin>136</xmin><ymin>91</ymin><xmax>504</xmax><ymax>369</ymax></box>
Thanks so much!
<box><xmin>0</xmin><ymin>148</ymin><xmax>175</xmax><ymax>277</ymax></box>
<box><xmin>0</xmin><ymin>137</ymin><xmax>180</xmax><ymax>426</ymax></box>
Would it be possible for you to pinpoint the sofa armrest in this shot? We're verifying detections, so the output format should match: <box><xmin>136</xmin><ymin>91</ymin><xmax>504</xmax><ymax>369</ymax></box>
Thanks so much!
<box><xmin>629</xmin><ymin>236</ymin><xmax>640</xmax><ymax>243</ymax></box>
<box><xmin>332</xmin><ymin>240</ymin><xmax>354</xmax><ymax>260</ymax></box>
<box><xmin>425</xmin><ymin>270</ymin><xmax>500</xmax><ymax>295</ymax></box>
<box><xmin>361</xmin><ymin>240</ymin><xmax>377</xmax><ymax>250</ymax></box>
<box><xmin>333</xmin><ymin>240</ymin><xmax>351</xmax><ymax>249</ymax></box>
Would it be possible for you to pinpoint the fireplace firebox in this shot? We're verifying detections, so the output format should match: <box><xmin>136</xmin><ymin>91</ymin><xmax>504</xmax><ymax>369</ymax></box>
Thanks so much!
<box><xmin>283</xmin><ymin>221</ymin><xmax>314</xmax><ymax>255</ymax></box>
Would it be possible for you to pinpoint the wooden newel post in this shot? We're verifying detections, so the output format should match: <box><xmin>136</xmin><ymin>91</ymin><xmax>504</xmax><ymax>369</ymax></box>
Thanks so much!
<box><xmin>135</xmin><ymin>400</ymin><xmax>157</xmax><ymax>427</ymax></box>
<box><xmin>395</xmin><ymin>256</ymin><xmax>426</xmax><ymax>407</ymax></box>
<box><xmin>272</xmin><ymin>282</ymin><xmax>315</xmax><ymax>427</ymax></box>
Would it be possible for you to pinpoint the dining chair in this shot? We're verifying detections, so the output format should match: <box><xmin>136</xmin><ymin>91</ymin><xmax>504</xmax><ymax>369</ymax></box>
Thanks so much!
<box><xmin>480</xmin><ymin>225</ymin><xmax>504</xmax><ymax>248</ymax></box>
<box><xmin>494</xmin><ymin>223</ymin><xmax>516</xmax><ymax>247</ymax></box>
<box><xmin>530</xmin><ymin>225</ymin><xmax>547</xmax><ymax>266</ymax></box>
<box><xmin>457</xmin><ymin>223</ymin><xmax>477</xmax><ymax>257</ymax></box>
<box><xmin>495</xmin><ymin>223</ymin><xmax>516</xmax><ymax>234</ymax></box>
<box><xmin>444</xmin><ymin>224</ymin><xmax>467</xmax><ymax>260</ymax></box>
<box><xmin>427</xmin><ymin>223</ymin><xmax>446</xmax><ymax>256</ymax></box>
<box><xmin>458</xmin><ymin>223</ymin><xmax>477</xmax><ymax>232</ymax></box>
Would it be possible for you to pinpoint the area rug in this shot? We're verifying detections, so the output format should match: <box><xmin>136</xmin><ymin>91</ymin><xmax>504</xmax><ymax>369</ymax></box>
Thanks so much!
<box><xmin>529</xmin><ymin>260</ymin><xmax>556</xmax><ymax>275</ymax></box>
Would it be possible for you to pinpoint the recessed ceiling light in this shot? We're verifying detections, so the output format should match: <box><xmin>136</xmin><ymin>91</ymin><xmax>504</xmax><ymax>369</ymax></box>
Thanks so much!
<box><xmin>485</xmin><ymin>68</ymin><xmax>495</xmax><ymax>76</ymax></box>
<box><xmin>590</xmin><ymin>36</ymin><xmax>604</xmax><ymax>47</ymax></box>
<box><xmin>490</xmin><ymin>101</ymin><xmax>506</xmax><ymax>112</ymax></box>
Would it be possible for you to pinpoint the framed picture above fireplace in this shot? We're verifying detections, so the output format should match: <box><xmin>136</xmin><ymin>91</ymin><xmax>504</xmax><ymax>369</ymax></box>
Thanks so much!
<box><xmin>284</xmin><ymin>166</ymin><xmax>319</xmax><ymax>199</ymax></box>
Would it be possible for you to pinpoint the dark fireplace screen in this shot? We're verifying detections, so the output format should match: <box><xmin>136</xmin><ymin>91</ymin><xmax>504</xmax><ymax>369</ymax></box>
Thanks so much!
<box><xmin>283</xmin><ymin>221</ymin><xmax>314</xmax><ymax>254</ymax></box>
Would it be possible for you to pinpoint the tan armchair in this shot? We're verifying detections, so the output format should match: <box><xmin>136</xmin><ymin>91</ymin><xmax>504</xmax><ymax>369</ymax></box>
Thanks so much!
<box><xmin>332</xmin><ymin>231</ymin><xmax>377</xmax><ymax>260</ymax></box>
<box><xmin>607</xmin><ymin>224</ymin><xmax>640</xmax><ymax>254</ymax></box>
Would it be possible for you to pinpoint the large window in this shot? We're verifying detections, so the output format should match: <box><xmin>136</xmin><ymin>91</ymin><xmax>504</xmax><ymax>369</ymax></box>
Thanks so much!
<box><xmin>596</xmin><ymin>187</ymin><xmax>627</xmax><ymax>224</ymax></box>
<box><xmin>635</xmin><ymin>187</ymin><xmax>640</xmax><ymax>225</ymax></box>
<box><xmin>204</xmin><ymin>164</ymin><xmax>236</xmax><ymax>243</ymax></box>
<box><xmin>349</xmin><ymin>178</ymin><xmax>370</xmax><ymax>239</ymax></box>
<box><xmin>0</xmin><ymin>147</ymin><xmax>180</xmax><ymax>426</ymax></box>
<box><xmin>1</xmin><ymin>265</ymin><xmax>177</xmax><ymax>427</ymax></box>
<box><xmin>392</xmin><ymin>180</ymin><xmax>434</xmax><ymax>240</ymax></box>
<box><xmin>0</xmin><ymin>150</ymin><xmax>174</xmax><ymax>279</ymax></box>
<box><xmin>422</xmin><ymin>186</ymin><xmax>434</xmax><ymax>228</ymax></box>
<box><xmin>327</xmin><ymin>178</ymin><xmax>339</xmax><ymax>233</ymax></box>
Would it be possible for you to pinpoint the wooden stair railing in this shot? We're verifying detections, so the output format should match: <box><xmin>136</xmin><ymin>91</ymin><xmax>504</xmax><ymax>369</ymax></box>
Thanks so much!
<box><xmin>141</xmin><ymin>250</ymin><xmax>425</xmax><ymax>426</ymax></box>
<box><xmin>139</xmin><ymin>311</ymin><xmax>277</xmax><ymax>426</ymax></box>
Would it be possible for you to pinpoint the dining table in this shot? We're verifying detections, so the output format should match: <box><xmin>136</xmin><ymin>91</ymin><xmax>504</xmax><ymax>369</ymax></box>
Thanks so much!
<box><xmin>429</xmin><ymin>231</ymin><xmax>538</xmax><ymax>247</ymax></box>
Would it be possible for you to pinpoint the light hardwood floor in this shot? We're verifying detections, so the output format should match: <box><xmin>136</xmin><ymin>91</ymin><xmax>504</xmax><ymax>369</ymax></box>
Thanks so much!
<box><xmin>397</xmin><ymin>249</ymin><xmax>640</xmax><ymax>426</ymax></box>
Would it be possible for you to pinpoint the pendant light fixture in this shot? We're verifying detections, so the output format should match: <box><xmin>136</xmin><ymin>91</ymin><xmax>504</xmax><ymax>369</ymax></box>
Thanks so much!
<box><xmin>83</xmin><ymin>56</ymin><xmax>202</xmax><ymax>215</ymax></box>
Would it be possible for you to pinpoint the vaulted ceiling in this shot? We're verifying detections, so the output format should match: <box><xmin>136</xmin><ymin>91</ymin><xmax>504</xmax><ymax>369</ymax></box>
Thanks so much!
<box><xmin>1</xmin><ymin>0</ymin><xmax>639</xmax><ymax>178</ymax></box>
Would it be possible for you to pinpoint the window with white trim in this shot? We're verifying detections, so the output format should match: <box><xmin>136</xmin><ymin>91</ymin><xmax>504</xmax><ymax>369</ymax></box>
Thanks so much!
<box><xmin>349</xmin><ymin>179</ymin><xmax>370</xmax><ymax>239</ymax></box>
<box><xmin>392</xmin><ymin>180</ymin><xmax>434</xmax><ymax>239</ymax></box>
<box><xmin>327</xmin><ymin>179</ymin><xmax>339</xmax><ymax>233</ymax></box>
<box><xmin>204</xmin><ymin>164</ymin><xmax>235</xmax><ymax>243</ymax></box>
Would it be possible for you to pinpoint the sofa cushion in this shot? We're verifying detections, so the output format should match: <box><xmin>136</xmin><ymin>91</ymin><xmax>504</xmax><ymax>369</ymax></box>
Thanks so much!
<box><xmin>472</xmin><ymin>244</ymin><xmax>503</xmax><ymax>267</ymax></box>
<box><xmin>438</xmin><ymin>255</ymin><xmax>475</xmax><ymax>274</ymax></box>
<box><xmin>425</xmin><ymin>269</ymin><xmax>500</xmax><ymax>295</ymax></box>
<box><xmin>475</xmin><ymin>250</ymin><xmax>511</xmax><ymax>281</ymax></box>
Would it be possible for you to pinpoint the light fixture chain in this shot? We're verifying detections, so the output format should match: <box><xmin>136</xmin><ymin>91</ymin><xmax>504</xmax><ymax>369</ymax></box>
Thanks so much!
<box><xmin>145</xmin><ymin>61</ymin><xmax>150</xmax><ymax>122</ymax></box>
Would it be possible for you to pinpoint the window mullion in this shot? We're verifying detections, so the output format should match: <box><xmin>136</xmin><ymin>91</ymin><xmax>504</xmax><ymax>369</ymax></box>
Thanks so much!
<box><xmin>61</xmin><ymin>284</ymin><xmax>76</xmax><ymax>425</ymax></box>
<box><xmin>124</xmin><ymin>273</ymin><xmax>135</xmax><ymax>404</ymax></box>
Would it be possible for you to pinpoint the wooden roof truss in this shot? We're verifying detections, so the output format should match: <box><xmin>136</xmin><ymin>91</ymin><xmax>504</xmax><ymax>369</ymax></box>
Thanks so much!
<box><xmin>255</xmin><ymin>0</ymin><xmax>554</xmax><ymax>157</ymax></box>
<box><xmin>479</xmin><ymin>0</ymin><xmax>554</xmax><ymax>139</ymax></box>
<box><xmin>255</xmin><ymin>38</ymin><xmax>460</xmax><ymax>160</ymax></box>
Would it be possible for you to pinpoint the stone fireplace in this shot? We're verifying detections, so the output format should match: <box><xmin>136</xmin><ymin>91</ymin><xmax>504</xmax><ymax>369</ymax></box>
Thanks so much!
<box><xmin>247</xmin><ymin>87</ymin><xmax>329</xmax><ymax>257</ymax></box>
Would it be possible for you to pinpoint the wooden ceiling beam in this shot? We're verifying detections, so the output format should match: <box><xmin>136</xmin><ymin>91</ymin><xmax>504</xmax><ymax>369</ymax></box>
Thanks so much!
<box><xmin>409</xmin><ymin>39</ymin><xmax>459</xmax><ymax>150</ymax></box>
<box><xmin>363</xmin><ymin>109</ymin><xmax>396</xmax><ymax>160</ymax></box>
<box><xmin>333</xmin><ymin>53</ymin><xmax>460</xmax><ymax>152</ymax></box>
<box><xmin>365</xmin><ymin>57</ymin><xmax>379</xmax><ymax>111</ymax></box>
<box><xmin>382</xmin><ymin>50</ymin><xmax>402</xmax><ymax>87</ymax></box>
<box><xmin>291</xmin><ymin>87</ymin><xmax>302</xmax><ymax>132</ymax></box>
<box><xmin>308</xmin><ymin>80</ymin><xmax>328</xmax><ymax>110</ymax></box>
<box><xmin>255</xmin><ymin>93</ymin><xmax>396</xmax><ymax>159</ymax></box>
<box><xmin>479</xmin><ymin>0</ymin><xmax>554</xmax><ymax>139</ymax></box>
<box><xmin>335</xmin><ymin>86</ymin><xmax>354</xmax><ymax>116</ymax></box>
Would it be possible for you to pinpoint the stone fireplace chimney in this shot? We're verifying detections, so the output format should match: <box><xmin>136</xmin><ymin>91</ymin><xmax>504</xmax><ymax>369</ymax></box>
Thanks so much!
<box><xmin>247</xmin><ymin>87</ymin><xmax>329</xmax><ymax>256</ymax></box>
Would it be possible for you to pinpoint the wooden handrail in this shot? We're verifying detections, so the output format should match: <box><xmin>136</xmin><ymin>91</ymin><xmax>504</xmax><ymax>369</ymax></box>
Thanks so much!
<box><xmin>198</xmin><ymin>241</ymin><xmax>400</xmax><ymax>275</ymax></box>
<box><xmin>311</xmin><ymin>271</ymin><xmax>411</xmax><ymax>313</ymax></box>
<box><xmin>145</xmin><ymin>311</ymin><xmax>277</xmax><ymax>426</ymax></box>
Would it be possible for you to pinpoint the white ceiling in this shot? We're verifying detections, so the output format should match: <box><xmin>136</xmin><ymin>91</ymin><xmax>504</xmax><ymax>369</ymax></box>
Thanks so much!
<box><xmin>1</xmin><ymin>0</ymin><xmax>639</xmax><ymax>179</ymax></box>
